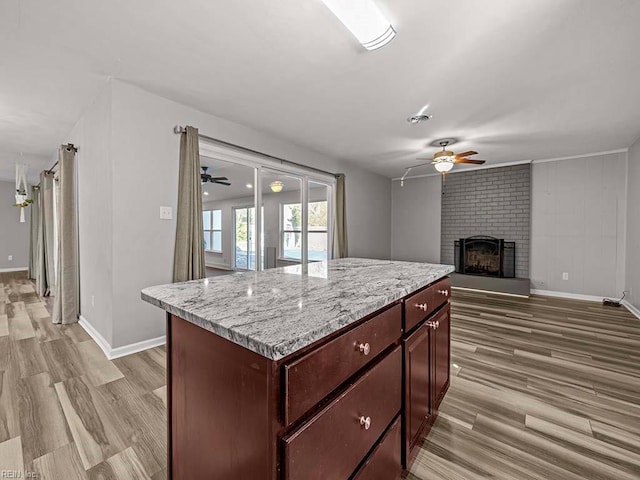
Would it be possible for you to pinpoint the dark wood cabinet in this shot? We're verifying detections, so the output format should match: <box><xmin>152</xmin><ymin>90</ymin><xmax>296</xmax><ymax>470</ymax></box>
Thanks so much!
<box><xmin>403</xmin><ymin>320</ymin><xmax>432</xmax><ymax>453</ymax></box>
<box><xmin>402</xmin><ymin>300</ymin><xmax>451</xmax><ymax>468</ymax></box>
<box><xmin>165</xmin><ymin>277</ymin><xmax>451</xmax><ymax>479</ymax></box>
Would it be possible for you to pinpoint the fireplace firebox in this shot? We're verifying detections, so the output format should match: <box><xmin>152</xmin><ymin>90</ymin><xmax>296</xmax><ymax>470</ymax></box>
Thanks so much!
<box><xmin>454</xmin><ymin>236</ymin><xmax>515</xmax><ymax>278</ymax></box>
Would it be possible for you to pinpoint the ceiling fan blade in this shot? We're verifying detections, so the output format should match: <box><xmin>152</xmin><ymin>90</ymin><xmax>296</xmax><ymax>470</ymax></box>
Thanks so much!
<box><xmin>455</xmin><ymin>151</ymin><xmax>478</xmax><ymax>158</ymax></box>
<box><xmin>455</xmin><ymin>159</ymin><xmax>486</xmax><ymax>164</ymax></box>
<box><xmin>213</xmin><ymin>180</ymin><xmax>231</xmax><ymax>186</ymax></box>
<box><xmin>211</xmin><ymin>176</ymin><xmax>229</xmax><ymax>181</ymax></box>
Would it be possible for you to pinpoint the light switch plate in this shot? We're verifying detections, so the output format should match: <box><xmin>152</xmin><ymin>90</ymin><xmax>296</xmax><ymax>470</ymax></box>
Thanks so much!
<box><xmin>562</xmin><ymin>272</ymin><xmax>569</xmax><ymax>281</ymax></box>
<box><xmin>160</xmin><ymin>206</ymin><xmax>173</xmax><ymax>220</ymax></box>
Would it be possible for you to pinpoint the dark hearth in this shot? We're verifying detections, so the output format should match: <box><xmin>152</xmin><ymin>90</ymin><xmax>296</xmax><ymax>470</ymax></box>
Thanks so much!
<box><xmin>454</xmin><ymin>236</ymin><xmax>515</xmax><ymax>278</ymax></box>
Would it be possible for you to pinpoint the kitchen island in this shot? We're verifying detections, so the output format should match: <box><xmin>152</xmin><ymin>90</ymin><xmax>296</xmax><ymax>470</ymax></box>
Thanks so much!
<box><xmin>142</xmin><ymin>258</ymin><xmax>454</xmax><ymax>480</ymax></box>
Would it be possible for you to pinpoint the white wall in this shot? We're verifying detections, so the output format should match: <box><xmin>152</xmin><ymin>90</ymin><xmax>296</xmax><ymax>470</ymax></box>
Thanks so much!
<box><xmin>626</xmin><ymin>138</ymin><xmax>640</xmax><ymax>311</ymax></box>
<box><xmin>530</xmin><ymin>152</ymin><xmax>627</xmax><ymax>297</ymax></box>
<box><xmin>0</xmin><ymin>180</ymin><xmax>30</xmax><ymax>270</ymax></box>
<box><xmin>92</xmin><ymin>80</ymin><xmax>391</xmax><ymax>349</ymax></box>
<box><xmin>66</xmin><ymin>85</ymin><xmax>114</xmax><ymax>345</ymax></box>
<box><xmin>391</xmin><ymin>175</ymin><xmax>441</xmax><ymax>263</ymax></box>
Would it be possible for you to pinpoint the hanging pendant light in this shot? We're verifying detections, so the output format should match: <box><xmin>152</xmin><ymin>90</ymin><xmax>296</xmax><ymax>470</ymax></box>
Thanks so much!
<box><xmin>270</xmin><ymin>180</ymin><xmax>284</xmax><ymax>193</ymax></box>
<box><xmin>14</xmin><ymin>162</ymin><xmax>31</xmax><ymax>223</ymax></box>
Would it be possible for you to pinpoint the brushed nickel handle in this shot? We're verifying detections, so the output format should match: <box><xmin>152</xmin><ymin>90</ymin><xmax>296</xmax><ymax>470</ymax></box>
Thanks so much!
<box><xmin>359</xmin><ymin>416</ymin><xmax>371</xmax><ymax>430</ymax></box>
<box><xmin>358</xmin><ymin>342</ymin><xmax>371</xmax><ymax>355</ymax></box>
<box><xmin>416</xmin><ymin>303</ymin><xmax>429</xmax><ymax>311</ymax></box>
<box><xmin>438</xmin><ymin>289</ymin><xmax>449</xmax><ymax>297</ymax></box>
<box><xmin>435</xmin><ymin>320</ymin><xmax>440</xmax><ymax>329</ymax></box>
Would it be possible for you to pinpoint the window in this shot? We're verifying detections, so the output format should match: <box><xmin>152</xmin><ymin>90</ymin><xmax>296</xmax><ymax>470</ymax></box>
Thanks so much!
<box><xmin>281</xmin><ymin>201</ymin><xmax>328</xmax><ymax>261</ymax></box>
<box><xmin>203</xmin><ymin>209</ymin><xmax>222</xmax><ymax>253</ymax></box>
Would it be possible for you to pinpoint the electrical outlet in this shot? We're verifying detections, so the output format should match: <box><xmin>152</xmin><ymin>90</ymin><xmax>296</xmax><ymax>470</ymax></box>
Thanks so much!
<box><xmin>562</xmin><ymin>272</ymin><xmax>569</xmax><ymax>281</ymax></box>
<box><xmin>7</xmin><ymin>255</ymin><xmax>12</xmax><ymax>261</ymax></box>
<box><xmin>160</xmin><ymin>206</ymin><xmax>173</xmax><ymax>220</ymax></box>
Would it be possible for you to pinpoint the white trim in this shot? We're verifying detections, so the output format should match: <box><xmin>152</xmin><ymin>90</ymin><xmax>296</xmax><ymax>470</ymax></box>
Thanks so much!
<box><xmin>205</xmin><ymin>262</ymin><xmax>233</xmax><ymax>270</ymax></box>
<box><xmin>392</xmin><ymin>148</ymin><xmax>630</xmax><ymax>181</ymax></box>
<box><xmin>622</xmin><ymin>300</ymin><xmax>640</xmax><ymax>320</ymax></box>
<box><xmin>109</xmin><ymin>335</ymin><xmax>166</xmax><ymax>360</ymax></box>
<box><xmin>0</xmin><ymin>267</ymin><xmax>28</xmax><ymax>273</ymax></box>
<box><xmin>530</xmin><ymin>289</ymin><xmax>603</xmax><ymax>303</ymax></box>
<box><xmin>392</xmin><ymin>159</ymin><xmax>532</xmax><ymax>181</ymax></box>
<box><xmin>78</xmin><ymin>315</ymin><xmax>112</xmax><ymax>359</ymax></box>
<box><xmin>79</xmin><ymin>315</ymin><xmax>166</xmax><ymax>360</ymax></box>
<box><xmin>451</xmin><ymin>286</ymin><xmax>529</xmax><ymax>298</ymax></box>
<box><xmin>531</xmin><ymin>148</ymin><xmax>628</xmax><ymax>164</ymax></box>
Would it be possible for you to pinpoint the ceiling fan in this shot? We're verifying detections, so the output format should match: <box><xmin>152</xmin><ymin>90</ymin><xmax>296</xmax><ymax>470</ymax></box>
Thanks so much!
<box><xmin>400</xmin><ymin>141</ymin><xmax>486</xmax><ymax>185</ymax></box>
<box><xmin>200</xmin><ymin>166</ymin><xmax>231</xmax><ymax>186</ymax></box>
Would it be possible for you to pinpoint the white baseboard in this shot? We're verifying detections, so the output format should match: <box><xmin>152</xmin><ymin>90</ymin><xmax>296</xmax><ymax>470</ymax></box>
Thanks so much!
<box><xmin>109</xmin><ymin>335</ymin><xmax>166</xmax><ymax>360</ymax></box>
<box><xmin>530</xmin><ymin>289</ymin><xmax>603</xmax><ymax>302</ymax></box>
<box><xmin>78</xmin><ymin>315</ymin><xmax>165</xmax><ymax>360</ymax></box>
<box><xmin>78</xmin><ymin>315</ymin><xmax>112</xmax><ymax>359</ymax></box>
<box><xmin>205</xmin><ymin>263</ymin><xmax>233</xmax><ymax>271</ymax></box>
<box><xmin>0</xmin><ymin>267</ymin><xmax>28</xmax><ymax>273</ymax></box>
<box><xmin>622</xmin><ymin>300</ymin><xmax>640</xmax><ymax>320</ymax></box>
<box><xmin>451</xmin><ymin>286</ymin><xmax>529</xmax><ymax>298</ymax></box>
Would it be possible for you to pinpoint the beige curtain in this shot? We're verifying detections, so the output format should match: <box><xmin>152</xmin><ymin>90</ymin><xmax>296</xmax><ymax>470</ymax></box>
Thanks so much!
<box><xmin>333</xmin><ymin>173</ymin><xmax>348</xmax><ymax>258</ymax></box>
<box><xmin>173</xmin><ymin>126</ymin><xmax>205</xmax><ymax>282</ymax></box>
<box><xmin>52</xmin><ymin>145</ymin><xmax>79</xmax><ymax>324</ymax></box>
<box><xmin>28</xmin><ymin>185</ymin><xmax>40</xmax><ymax>279</ymax></box>
<box><xmin>36</xmin><ymin>172</ymin><xmax>56</xmax><ymax>296</ymax></box>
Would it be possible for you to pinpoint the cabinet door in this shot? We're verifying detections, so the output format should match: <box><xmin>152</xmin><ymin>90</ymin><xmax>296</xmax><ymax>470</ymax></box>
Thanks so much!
<box><xmin>403</xmin><ymin>320</ymin><xmax>432</xmax><ymax>456</ymax></box>
<box><xmin>432</xmin><ymin>305</ymin><xmax>450</xmax><ymax>411</ymax></box>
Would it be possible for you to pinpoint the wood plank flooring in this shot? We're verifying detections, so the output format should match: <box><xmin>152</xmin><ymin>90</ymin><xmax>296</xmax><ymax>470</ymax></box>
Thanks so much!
<box><xmin>1</xmin><ymin>271</ymin><xmax>639</xmax><ymax>479</ymax></box>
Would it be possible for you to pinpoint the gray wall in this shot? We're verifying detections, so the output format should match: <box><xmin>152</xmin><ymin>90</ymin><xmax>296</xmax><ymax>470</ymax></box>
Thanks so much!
<box><xmin>68</xmin><ymin>79</ymin><xmax>391</xmax><ymax>350</ymax></box>
<box><xmin>441</xmin><ymin>164</ymin><xmax>531</xmax><ymax>278</ymax></box>
<box><xmin>625</xmin><ymin>140</ymin><xmax>640</xmax><ymax>310</ymax></box>
<box><xmin>0</xmin><ymin>180</ymin><xmax>30</xmax><ymax>270</ymax></box>
<box><xmin>66</xmin><ymin>85</ymin><xmax>114</xmax><ymax>345</ymax></box>
<box><xmin>391</xmin><ymin>175</ymin><xmax>441</xmax><ymax>263</ymax></box>
<box><xmin>530</xmin><ymin>152</ymin><xmax>627</xmax><ymax>297</ymax></box>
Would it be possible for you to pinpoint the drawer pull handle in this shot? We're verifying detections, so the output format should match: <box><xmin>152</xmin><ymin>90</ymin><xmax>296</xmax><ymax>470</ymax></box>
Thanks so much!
<box><xmin>438</xmin><ymin>289</ymin><xmax>449</xmax><ymax>297</ymax></box>
<box><xmin>434</xmin><ymin>320</ymin><xmax>440</xmax><ymax>329</ymax></box>
<box><xmin>358</xmin><ymin>342</ymin><xmax>371</xmax><ymax>355</ymax></box>
<box><xmin>416</xmin><ymin>303</ymin><xmax>429</xmax><ymax>311</ymax></box>
<box><xmin>359</xmin><ymin>416</ymin><xmax>371</xmax><ymax>430</ymax></box>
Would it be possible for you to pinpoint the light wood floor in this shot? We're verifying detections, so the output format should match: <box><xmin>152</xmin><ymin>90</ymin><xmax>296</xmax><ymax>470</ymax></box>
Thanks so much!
<box><xmin>1</xmin><ymin>272</ymin><xmax>639</xmax><ymax>479</ymax></box>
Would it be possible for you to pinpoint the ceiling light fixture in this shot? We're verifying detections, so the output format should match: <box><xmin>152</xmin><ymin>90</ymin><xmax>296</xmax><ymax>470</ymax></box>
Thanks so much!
<box><xmin>321</xmin><ymin>0</ymin><xmax>396</xmax><ymax>51</ymax></box>
<box><xmin>270</xmin><ymin>180</ymin><xmax>284</xmax><ymax>193</ymax></box>
<box><xmin>203</xmin><ymin>191</ymin><xmax>209</xmax><ymax>196</ymax></box>
<box><xmin>407</xmin><ymin>113</ymin><xmax>432</xmax><ymax>124</ymax></box>
<box><xmin>434</xmin><ymin>161</ymin><xmax>454</xmax><ymax>173</ymax></box>
<box><xmin>246</xmin><ymin>183</ymin><xmax>253</xmax><ymax>189</ymax></box>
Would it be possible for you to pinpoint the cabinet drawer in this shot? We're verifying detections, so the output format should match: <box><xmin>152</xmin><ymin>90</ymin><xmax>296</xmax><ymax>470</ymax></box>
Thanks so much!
<box><xmin>352</xmin><ymin>415</ymin><xmax>401</xmax><ymax>480</ymax></box>
<box><xmin>404</xmin><ymin>277</ymin><xmax>450</xmax><ymax>332</ymax></box>
<box><xmin>430</xmin><ymin>277</ymin><xmax>451</xmax><ymax>312</ymax></box>
<box><xmin>283</xmin><ymin>347</ymin><xmax>402</xmax><ymax>480</ymax></box>
<box><xmin>284</xmin><ymin>304</ymin><xmax>401</xmax><ymax>425</ymax></box>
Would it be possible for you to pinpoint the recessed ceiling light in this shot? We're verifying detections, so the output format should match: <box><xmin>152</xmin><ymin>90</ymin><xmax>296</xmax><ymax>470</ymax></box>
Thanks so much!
<box><xmin>203</xmin><ymin>191</ymin><xmax>209</xmax><ymax>196</ymax></box>
<box><xmin>321</xmin><ymin>0</ymin><xmax>396</xmax><ymax>51</ymax></box>
<box><xmin>246</xmin><ymin>183</ymin><xmax>253</xmax><ymax>189</ymax></box>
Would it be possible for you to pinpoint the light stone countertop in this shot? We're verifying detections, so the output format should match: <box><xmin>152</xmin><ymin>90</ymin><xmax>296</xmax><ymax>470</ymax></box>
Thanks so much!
<box><xmin>141</xmin><ymin>258</ymin><xmax>454</xmax><ymax>360</ymax></box>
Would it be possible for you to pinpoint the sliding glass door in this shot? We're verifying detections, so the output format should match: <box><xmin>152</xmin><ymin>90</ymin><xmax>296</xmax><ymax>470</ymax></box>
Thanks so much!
<box><xmin>200</xmin><ymin>142</ymin><xmax>336</xmax><ymax>272</ymax></box>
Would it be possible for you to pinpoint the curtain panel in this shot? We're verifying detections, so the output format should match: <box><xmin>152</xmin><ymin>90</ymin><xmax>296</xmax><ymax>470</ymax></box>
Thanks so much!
<box><xmin>173</xmin><ymin>126</ymin><xmax>206</xmax><ymax>282</ymax></box>
<box><xmin>52</xmin><ymin>145</ymin><xmax>79</xmax><ymax>324</ymax></box>
<box><xmin>36</xmin><ymin>171</ymin><xmax>56</xmax><ymax>296</ymax></box>
<box><xmin>29</xmin><ymin>185</ymin><xmax>40</xmax><ymax>279</ymax></box>
<box><xmin>333</xmin><ymin>173</ymin><xmax>348</xmax><ymax>258</ymax></box>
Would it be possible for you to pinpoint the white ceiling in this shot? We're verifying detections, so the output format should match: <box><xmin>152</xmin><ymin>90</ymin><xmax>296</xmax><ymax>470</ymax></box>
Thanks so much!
<box><xmin>2</xmin><ymin>0</ymin><xmax>640</xmax><ymax>182</ymax></box>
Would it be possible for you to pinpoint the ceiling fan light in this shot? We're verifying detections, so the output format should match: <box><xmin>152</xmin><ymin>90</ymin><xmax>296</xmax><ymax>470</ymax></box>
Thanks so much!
<box><xmin>434</xmin><ymin>161</ymin><xmax>454</xmax><ymax>173</ymax></box>
<box><xmin>321</xmin><ymin>0</ymin><xmax>396</xmax><ymax>50</ymax></box>
<box><xmin>270</xmin><ymin>180</ymin><xmax>284</xmax><ymax>193</ymax></box>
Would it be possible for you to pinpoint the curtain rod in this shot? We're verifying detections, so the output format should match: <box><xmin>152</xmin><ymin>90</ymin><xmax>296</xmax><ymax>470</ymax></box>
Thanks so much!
<box><xmin>173</xmin><ymin>125</ymin><xmax>338</xmax><ymax>179</ymax></box>
<box><xmin>33</xmin><ymin>143</ymin><xmax>78</xmax><ymax>188</ymax></box>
